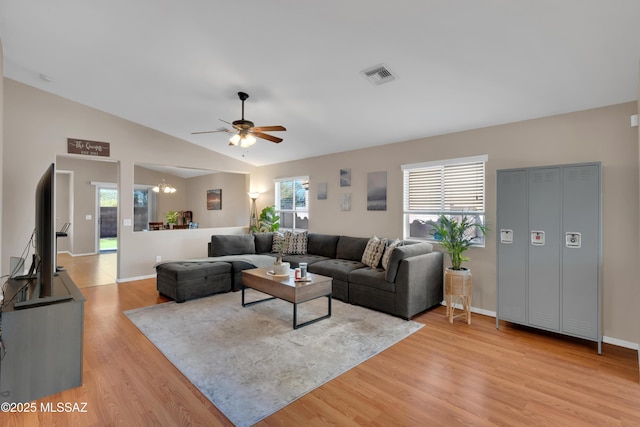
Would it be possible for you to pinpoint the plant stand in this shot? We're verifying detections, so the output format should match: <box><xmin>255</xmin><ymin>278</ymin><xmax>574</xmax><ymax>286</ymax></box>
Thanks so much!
<box><xmin>444</xmin><ymin>269</ymin><xmax>472</xmax><ymax>324</ymax></box>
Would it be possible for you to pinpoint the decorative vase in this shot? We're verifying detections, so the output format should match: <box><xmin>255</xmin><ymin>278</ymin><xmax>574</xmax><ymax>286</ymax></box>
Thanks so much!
<box><xmin>273</xmin><ymin>262</ymin><xmax>290</xmax><ymax>275</ymax></box>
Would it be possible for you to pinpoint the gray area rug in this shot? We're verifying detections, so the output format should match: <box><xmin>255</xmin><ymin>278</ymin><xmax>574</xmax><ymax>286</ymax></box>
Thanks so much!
<box><xmin>125</xmin><ymin>290</ymin><xmax>423</xmax><ymax>427</ymax></box>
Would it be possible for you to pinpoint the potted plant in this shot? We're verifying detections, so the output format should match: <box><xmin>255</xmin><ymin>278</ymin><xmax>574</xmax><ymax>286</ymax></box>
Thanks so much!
<box><xmin>430</xmin><ymin>214</ymin><xmax>486</xmax><ymax>273</ymax></box>
<box><xmin>166</xmin><ymin>210</ymin><xmax>180</xmax><ymax>229</ymax></box>
<box><xmin>272</xmin><ymin>238</ymin><xmax>290</xmax><ymax>275</ymax></box>
<box><xmin>252</xmin><ymin>206</ymin><xmax>281</xmax><ymax>233</ymax></box>
<box><xmin>430</xmin><ymin>214</ymin><xmax>487</xmax><ymax>323</ymax></box>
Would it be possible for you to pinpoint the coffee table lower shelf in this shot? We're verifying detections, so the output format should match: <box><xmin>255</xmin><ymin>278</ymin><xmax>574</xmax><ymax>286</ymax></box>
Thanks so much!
<box><xmin>242</xmin><ymin>288</ymin><xmax>332</xmax><ymax>329</ymax></box>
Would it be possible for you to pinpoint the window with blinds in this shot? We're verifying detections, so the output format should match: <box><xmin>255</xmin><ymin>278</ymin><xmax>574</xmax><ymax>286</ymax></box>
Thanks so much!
<box><xmin>402</xmin><ymin>155</ymin><xmax>487</xmax><ymax>243</ymax></box>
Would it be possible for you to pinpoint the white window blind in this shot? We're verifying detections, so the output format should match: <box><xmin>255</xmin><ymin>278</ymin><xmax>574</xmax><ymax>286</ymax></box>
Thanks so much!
<box><xmin>404</xmin><ymin>158</ymin><xmax>485</xmax><ymax>213</ymax></box>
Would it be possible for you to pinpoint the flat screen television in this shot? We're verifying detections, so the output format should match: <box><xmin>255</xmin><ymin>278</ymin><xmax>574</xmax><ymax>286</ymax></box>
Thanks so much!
<box><xmin>14</xmin><ymin>163</ymin><xmax>72</xmax><ymax>309</ymax></box>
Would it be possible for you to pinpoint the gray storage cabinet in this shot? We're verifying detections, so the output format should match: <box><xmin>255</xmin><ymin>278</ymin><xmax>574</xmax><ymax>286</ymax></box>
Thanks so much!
<box><xmin>0</xmin><ymin>272</ymin><xmax>85</xmax><ymax>403</ymax></box>
<box><xmin>496</xmin><ymin>163</ymin><xmax>602</xmax><ymax>353</ymax></box>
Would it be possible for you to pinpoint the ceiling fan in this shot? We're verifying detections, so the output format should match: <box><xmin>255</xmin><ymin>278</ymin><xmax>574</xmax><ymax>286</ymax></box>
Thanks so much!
<box><xmin>191</xmin><ymin>92</ymin><xmax>286</xmax><ymax>147</ymax></box>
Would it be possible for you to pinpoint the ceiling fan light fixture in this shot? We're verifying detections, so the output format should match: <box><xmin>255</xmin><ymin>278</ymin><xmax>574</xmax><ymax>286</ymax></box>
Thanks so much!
<box><xmin>240</xmin><ymin>134</ymin><xmax>256</xmax><ymax>148</ymax></box>
<box><xmin>229</xmin><ymin>133</ymin><xmax>241</xmax><ymax>146</ymax></box>
<box><xmin>230</xmin><ymin>131</ymin><xmax>256</xmax><ymax>148</ymax></box>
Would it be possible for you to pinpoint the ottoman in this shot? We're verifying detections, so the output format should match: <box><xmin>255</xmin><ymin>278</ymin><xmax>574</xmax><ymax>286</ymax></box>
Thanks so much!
<box><xmin>156</xmin><ymin>261</ymin><xmax>232</xmax><ymax>302</ymax></box>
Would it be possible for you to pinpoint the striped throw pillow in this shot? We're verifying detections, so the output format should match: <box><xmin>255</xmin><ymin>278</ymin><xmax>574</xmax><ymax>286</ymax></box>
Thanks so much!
<box><xmin>284</xmin><ymin>230</ymin><xmax>308</xmax><ymax>254</ymax></box>
<box><xmin>361</xmin><ymin>236</ymin><xmax>386</xmax><ymax>268</ymax></box>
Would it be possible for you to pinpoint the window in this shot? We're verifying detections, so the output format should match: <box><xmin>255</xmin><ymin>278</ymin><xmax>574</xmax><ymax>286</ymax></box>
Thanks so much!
<box><xmin>275</xmin><ymin>176</ymin><xmax>309</xmax><ymax>230</ymax></box>
<box><xmin>133</xmin><ymin>186</ymin><xmax>158</xmax><ymax>231</ymax></box>
<box><xmin>402</xmin><ymin>155</ymin><xmax>487</xmax><ymax>244</ymax></box>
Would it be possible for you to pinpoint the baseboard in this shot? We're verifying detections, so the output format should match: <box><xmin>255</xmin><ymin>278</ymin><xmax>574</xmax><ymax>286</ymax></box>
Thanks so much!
<box><xmin>440</xmin><ymin>301</ymin><xmax>496</xmax><ymax>318</ymax></box>
<box><xmin>117</xmin><ymin>274</ymin><xmax>156</xmax><ymax>283</ymax></box>
<box><xmin>602</xmin><ymin>336</ymin><xmax>639</xmax><ymax>350</ymax></box>
<box><xmin>440</xmin><ymin>301</ymin><xmax>639</xmax><ymax>351</ymax></box>
<box><xmin>60</xmin><ymin>251</ymin><xmax>98</xmax><ymax>257</ymax></box>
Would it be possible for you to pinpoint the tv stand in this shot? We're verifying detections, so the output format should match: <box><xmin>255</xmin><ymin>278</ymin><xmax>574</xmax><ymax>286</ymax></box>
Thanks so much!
<box><xmin>0</xmin><ymin>271</ymin><xmax>85</xmax><ymax>403</ymax></box>
<box><xmin>13</xmin><ymin>294</ymin><xmax>74</xmax><ymax>310</ymax></box>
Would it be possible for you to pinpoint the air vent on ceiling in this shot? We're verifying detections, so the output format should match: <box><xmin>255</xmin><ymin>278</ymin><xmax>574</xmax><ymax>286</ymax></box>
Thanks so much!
<box><xmin>361</xmin><ymin>64</ymin><xmax>396</xmax><ymax>86</ymax></box>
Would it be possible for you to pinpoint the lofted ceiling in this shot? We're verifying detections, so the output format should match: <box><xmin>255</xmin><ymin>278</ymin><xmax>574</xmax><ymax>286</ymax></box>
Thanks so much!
<box><xmin>1</xmin><ymin>1</ymin><xmax>639</xmax><ymax>166</ymax></box>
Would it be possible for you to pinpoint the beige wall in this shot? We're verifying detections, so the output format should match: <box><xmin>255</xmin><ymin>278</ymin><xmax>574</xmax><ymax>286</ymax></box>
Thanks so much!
<box><xmin>251</xmin><ymin>102</ymin><xmax>639</xmax><ymax>344</ymax></box>
<box><xmin>2</xmin><ymin>78</ymin><xmax>255</xmax><ymax>279</ymax></box>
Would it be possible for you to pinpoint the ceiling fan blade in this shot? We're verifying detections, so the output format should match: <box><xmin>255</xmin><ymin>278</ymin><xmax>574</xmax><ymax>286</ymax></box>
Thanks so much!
<box><xmin>252</xmin><ymin>125</ymin><xmax>286</xmax><ymax>132</ymax></box>
<box><xmin>219</xmin><ymin>119</ymin><xmax>232</xmax><ymax>125</ymax></box>
<box><xmin>191</xmin><ymin>130</ymin><xmax>220</xmax><ymax>135</ymax></box>
<box><xmin>191</xmin><ymin>127</ymin><xmax>231</xmax><ymax>135</ymax></box>
<box><xmin>253</xmin><ymin>131</ymin><xmax>283</xmax><ymax>143</ymax></box>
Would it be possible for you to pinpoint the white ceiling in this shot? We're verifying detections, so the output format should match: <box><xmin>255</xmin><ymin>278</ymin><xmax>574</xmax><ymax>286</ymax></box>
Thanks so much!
<box><xmin>1</xmin><ymin>1</ymin><xmax>639</xmax><ymax>166</ymax></box>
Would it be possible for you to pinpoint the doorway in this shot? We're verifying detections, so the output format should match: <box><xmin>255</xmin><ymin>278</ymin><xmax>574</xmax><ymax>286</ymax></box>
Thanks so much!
<box><xmin>99</xmin><ymin>186</ymin><xmax>118</xmax><ymax>252</ymax></box>
<box><xmin>56</xmin><ymin>155</ymin><xmax>119</xmax><ymax>285</ymax></box>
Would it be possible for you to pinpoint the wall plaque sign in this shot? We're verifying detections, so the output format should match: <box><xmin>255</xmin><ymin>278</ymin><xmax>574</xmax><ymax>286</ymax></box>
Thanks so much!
<box><xmin>67</xmin><ymin>138</ymin><xmax>110</xmax><ymax>157</ymax></box>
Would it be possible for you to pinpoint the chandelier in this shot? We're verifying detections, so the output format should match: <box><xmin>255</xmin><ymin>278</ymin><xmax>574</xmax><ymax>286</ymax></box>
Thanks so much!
<box><xmin>152</xmin><ymin>179</ymin><xmax>177</xmax><ymax>194</ymax></box>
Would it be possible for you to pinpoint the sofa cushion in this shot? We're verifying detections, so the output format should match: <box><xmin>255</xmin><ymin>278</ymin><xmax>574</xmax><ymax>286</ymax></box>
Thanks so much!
<box><xmin>381</xmin><ymin>238</ymin><xmax>403</xmax><ymax>270</ymax></box>
<box><xmin>349</xmin><ymin>267</ymin><xmax>395</xmax><ymax>292</ymax></box>
<box><xmin>361</xmin><ymin>236</ymin><xmax>386</xmax><ymax>268</ymax></box>
<box><xmin>336</xmin><ymin>236</ymin><xmax>369</xmax><ymax>262</ymax></box>
<box><xmin>282</xmin><ymin>254</ymin><xmax>330</xmax><ymax>268</ymax></box>
<box><xmin>210</xmin><ymin>234</ymin><xmax>256</xmax><ymax>257</ymax></box>
<box><xmin>307</xmin><ymin>233</ymin><xmax>340</xmax><ymax>259</ymax></box>
<box><xmin>308</xmin><ymin>258</ymin><xmax>365</xmax><ymax>282</ymax></box>
<box><xmin>284</xmin><ymin>230</ymin><xmax>308</xmax><ymax>254</ymax></box>
<box><xmin>385</xmin><ymin>241</ymin><xmax>434</xmax><ymax>282</ymax></box>
<box><xmin>254</xmin><ymin>232</ymin><xmax>274</xmax><ymax>254</ymax></box>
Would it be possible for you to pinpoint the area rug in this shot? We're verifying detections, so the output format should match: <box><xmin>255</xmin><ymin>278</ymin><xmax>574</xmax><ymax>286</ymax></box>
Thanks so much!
<box><xmin>125</xmin><ymin>290</ymin><xmax>423</xmax><ymax>427</ymax></box>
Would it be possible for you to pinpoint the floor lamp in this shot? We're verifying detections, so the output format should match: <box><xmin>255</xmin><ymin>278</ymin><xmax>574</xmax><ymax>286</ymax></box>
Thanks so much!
<box><xmin>249</xmin><ymin>192</ymin><xmax>260</xmax><ymax>230</ymax></box>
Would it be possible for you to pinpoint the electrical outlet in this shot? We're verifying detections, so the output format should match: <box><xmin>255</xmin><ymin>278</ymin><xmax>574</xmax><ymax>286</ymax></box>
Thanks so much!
<box><xmin>155</xmin><ymin>256</ymin><xmax>162</xmax><ymax>263</ymax></box>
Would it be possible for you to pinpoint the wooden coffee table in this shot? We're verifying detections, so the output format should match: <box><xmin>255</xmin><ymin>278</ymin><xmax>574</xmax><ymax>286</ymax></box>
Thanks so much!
<box><xmin>241</xmin><ymin>267</ymin><xmax>332</xmax><ymax>329</ymax></box>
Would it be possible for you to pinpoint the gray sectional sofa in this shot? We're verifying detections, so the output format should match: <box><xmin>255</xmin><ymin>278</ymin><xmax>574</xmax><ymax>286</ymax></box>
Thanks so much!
<box><xmin>157</xmin><ymin>232</ymin><xmax>443</xmax><ymax>319</ymax></box>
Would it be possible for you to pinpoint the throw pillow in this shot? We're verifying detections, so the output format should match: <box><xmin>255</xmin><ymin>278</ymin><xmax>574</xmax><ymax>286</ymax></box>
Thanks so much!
<box><xmin>272</xmin><ymin>232</ymin><xmax>285</xmax><ymax>253</ymax></box>
<box><xmin>361</xmin><ymin>236</ymin><xmax>386</xmax><ymax>268</ymax></box>
<box><xmin>284</xmin><ymin>230</ymin><xmax>308</xmax><ymax>254</ymax></box>
<box><xmin>382</xmin><ymin>238</ymin><xmax>403</xmax><ymax>270</ymax></box>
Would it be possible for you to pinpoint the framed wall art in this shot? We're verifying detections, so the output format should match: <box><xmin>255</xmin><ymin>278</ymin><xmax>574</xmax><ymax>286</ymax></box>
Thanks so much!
<box><xmin>340</xmin><ymin>168</ymin><xmax>351</xmax><ymax>187</ymax></box>
<box><xmin>318</xmin><ymin>182</ymin><xmax>328</xmax><ymax>200</ymax></box>
<box><xmin>207</xmin><ymin>189</ymin><xmax>222</xmax><ymax>210</ymax></box>
<box><xmin>367</xmin><ymin>171</ymin><xmax>387</xmax><ymax>211</ymax></box>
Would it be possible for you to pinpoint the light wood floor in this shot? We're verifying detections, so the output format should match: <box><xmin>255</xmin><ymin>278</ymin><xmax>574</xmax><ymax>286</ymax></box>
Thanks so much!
<box><xmin>2</xmin><ymin>255</ymin><xmax>639</xmax><ymax>426</ymax></box>
<box><xmin>57</xmin><ymin>252</ymin><xmax>117</xmax><ymax>288</ymax></box>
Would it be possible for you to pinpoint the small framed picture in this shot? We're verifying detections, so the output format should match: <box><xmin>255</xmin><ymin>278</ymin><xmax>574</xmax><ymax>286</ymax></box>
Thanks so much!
<box><xmin>340</xmin><ymin>169</ymin><xmax>351</xmax><ymax>187</ymax></box>
<box><xmin>318</xmin><ymin>183</ymin><xmax>328</xmax><ymax>200</ymax></box>
<box><xmin>207</xmin><ymin>189</ymin><xmax>222</xmax><ymax>210</ymax></box>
